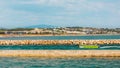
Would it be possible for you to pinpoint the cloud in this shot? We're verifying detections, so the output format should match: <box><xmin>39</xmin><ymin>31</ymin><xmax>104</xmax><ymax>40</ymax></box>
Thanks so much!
<box><xmin>2</xmin><ymin>0</ymin><xmax>119</xmax><ymax>14</ymax></box>
<box><xmin>0</xmin><ymin>0</ymin><xmax>120</xmax><ymax>28</ymax></box>
<box><xmin>15</xmin><ymin>0</ymin><xmax>65</xmax><ymax>6</ymax></box>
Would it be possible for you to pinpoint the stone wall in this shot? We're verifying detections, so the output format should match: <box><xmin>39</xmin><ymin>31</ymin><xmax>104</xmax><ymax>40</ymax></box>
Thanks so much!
<box><xmin>0</xmin><ymin>40</ymin><xmax>119</xmax><ymax>45</ymax></box>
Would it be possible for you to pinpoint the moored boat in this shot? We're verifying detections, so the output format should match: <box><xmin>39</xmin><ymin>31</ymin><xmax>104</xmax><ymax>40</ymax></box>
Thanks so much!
<box><xmin>79</xmin><ymin>44</ymin><xmax>99</xmax><ymax>49</ymax></box>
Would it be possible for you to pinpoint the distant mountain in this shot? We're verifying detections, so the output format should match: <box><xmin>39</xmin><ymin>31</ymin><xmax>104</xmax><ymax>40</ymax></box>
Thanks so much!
<box><xmin>26</xmin><ymin>24</ymin><xmax>58</xmax><ymax>28</ymax></box>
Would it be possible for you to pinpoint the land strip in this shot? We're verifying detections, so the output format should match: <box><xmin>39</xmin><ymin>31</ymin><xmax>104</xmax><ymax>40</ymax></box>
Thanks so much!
<box><xmin>0</xmin><ymin>40</ymin><xmax>120</xmax><ymax>45</ymax></box>
<box><xmin>0</xmin><ymin>50</ymin><xmax>120</xmax><ymax>58</ymax></box>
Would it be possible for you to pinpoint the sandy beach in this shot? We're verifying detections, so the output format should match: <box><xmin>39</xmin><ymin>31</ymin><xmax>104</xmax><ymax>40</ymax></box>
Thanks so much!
<box><xmin>0</xmin><ymin>34</ymin><xmax>120</xmax><ymax>37</ymax></box>
<box><xmin>0</xmin><ymin>50</ymin><xmax>120</xmax><ymax>58</ymax></box>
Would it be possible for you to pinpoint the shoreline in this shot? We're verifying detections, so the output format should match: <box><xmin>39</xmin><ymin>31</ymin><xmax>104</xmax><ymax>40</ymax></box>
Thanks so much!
<box><xmin>0</xmin><ymin>50</ymin><xmax>120</xmax><ymax>58</ymax></box>
<box><xmin>0</xmin><ymin>34</ymin><xmax>120</xmax><ymax>37</ymax></box>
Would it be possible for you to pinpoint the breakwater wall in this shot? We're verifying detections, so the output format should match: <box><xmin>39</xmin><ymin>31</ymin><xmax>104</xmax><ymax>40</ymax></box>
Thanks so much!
<box><xmin>0</xmin><ymin>50</ymin><xmax>120</xmax><ymax>58</ymax></box>
<box><xmin>0</xmin><ymin>40</ymin><xmax>120</xmax><ymax>45</ymax></box>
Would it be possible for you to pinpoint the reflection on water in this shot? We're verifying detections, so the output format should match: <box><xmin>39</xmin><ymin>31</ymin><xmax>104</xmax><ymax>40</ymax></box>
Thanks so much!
<box><xmin>0</xmin><ymin>57</ymin><xmax>120</xmax><ymax>68</ymax></box>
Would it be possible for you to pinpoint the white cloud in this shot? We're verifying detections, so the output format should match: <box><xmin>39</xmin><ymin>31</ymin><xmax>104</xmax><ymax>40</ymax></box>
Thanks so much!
<box><xmin>0</xmin><ymin>0</ymin><xmax>120</xmax><ymax>28</ymax></box>
<box><xmin>18</xmin><ymin>0</ymin><xmax>64</xmax><ymax>6</ymax></box>
<box><xmin>4</xmin><ymin>0</ymin><xmax>119</xmax><ymax>13</ymax></box>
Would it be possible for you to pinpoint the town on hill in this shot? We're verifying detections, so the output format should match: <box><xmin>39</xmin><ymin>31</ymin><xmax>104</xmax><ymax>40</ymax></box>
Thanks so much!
<box><xmin>0</xmin><ymin>27</ymin><xmax>120</xmax><ymax>36</ymax></box>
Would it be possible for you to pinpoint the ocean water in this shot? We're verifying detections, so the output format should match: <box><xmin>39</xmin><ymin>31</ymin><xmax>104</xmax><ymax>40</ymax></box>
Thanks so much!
<box><xmin>0</xmin><ymin>35</ymin><xmax>120</xmax><ymax>40</ymax></box>
<box><xmin>0</xmin><ymin>57</ymin><xmax>120</xmax><ymax>68</ymax></box>
<box><xmin>0</xmin><ymin>35</ymin><xmax>120</xmax><ymax>50</ymax></box>
<box><xmin>0</xmin><ymin>44</ymin><xmax>120</xmax><ymax>50</ymax></box>
<box><xmin>0</xmin><ymin>35</ymin><xmax>119</xmax><ymax>50</ymax></box>
<box><xmin>0</xmin><ymin>35</ymin><xmax>119</xmax><ymax>67</ymax></box>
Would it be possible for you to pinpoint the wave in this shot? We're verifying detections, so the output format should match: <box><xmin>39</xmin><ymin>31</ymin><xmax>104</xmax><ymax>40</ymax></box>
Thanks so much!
<box><xmin>100</xmin><ymin>46</ymin><xmax>120</xmax><ymax>49</ymax></box>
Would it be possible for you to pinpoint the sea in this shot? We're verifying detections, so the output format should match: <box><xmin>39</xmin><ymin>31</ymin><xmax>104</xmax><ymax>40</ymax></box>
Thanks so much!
<box><xmin>0</xmin><ymin>57</ymin><xmax>120</xmax><ymax>68</ymax></box>
<box><xmin>0</xmin><ymin>35</ymin><xmax>120</xmax><ymax>40</ymax></box>
<box><xmin>0</xmin><ymin>35</ymin><xmax>120</xmax><ymax>68</ymax></box>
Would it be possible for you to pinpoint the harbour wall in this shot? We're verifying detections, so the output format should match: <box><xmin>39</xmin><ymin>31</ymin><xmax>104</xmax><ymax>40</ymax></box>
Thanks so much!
<box><xmin>0</xmin><ymin>40</ymin><xmax>120</xmax><ymax>45</ymax></box>
<box><xmin>0</xmin><ymin>50</ymin><xmax>120</xmax><ymax>58</ymax></box>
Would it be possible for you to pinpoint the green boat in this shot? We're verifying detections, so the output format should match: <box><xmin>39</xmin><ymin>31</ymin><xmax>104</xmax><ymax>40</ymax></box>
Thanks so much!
<box><xmin>79</xmin><ymin>45</ymin><xmax>99</xmax><ymax>49</ymax></box>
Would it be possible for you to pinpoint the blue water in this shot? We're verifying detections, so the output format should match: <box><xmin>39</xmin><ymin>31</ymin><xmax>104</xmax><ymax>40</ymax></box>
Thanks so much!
<box><xmin>0</xmin><ymin>57</ymin><xmax>119</xmax><ymax>68</ymax></box>
<box><xmin>0</xmin><ymin>44</ymin><xmax>120</xmax><ymax>50</ymax></box>
<box><xmin>0</xmin><ymin>35</ymin><xmax>120</xmax><ymax>50</ymax></box>
<box><xmin>0</xmin><ymin>35</ymin><xmax>120</xmax><ymax>40</ymax></box>
<box><xmin>0</xmin><ymin>35</ymin><xmax>119</xmax><ymax>67</ymax></box>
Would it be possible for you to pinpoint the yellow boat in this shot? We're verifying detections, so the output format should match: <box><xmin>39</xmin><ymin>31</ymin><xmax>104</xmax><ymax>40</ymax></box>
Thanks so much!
<box><xmin>79</xmin><ymin>45</ymin><xmax>99</xmax><ymax>49</ymax></box>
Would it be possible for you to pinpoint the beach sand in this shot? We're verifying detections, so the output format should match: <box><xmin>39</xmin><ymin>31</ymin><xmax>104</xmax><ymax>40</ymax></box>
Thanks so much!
<box><xmin>0</xmin><ymin>34</ymin><xmax>120</xmax><ymax>37</ymax></box>
<box><xmin>0</xmin><ymin>50</ymin><xmax>120</xmax><ymax>58</ymax></box>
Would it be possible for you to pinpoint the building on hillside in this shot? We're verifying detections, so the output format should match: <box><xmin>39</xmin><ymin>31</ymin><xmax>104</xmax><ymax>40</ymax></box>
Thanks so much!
<box><xmin>66</xmin><ymin>31</ymin><xmax>86</xmax><ymax>35</ymax></box>
<box><xmin>30</xmin><ymin>28</ymin><xmax>43</xmax><ymax>34</ymax></box>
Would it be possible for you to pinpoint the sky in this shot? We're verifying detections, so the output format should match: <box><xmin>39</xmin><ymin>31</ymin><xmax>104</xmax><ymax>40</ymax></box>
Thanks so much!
<box><xmin>0</xmin><ymin>0</ymin><xmax>120</xmax><ymax>28</ymax></box>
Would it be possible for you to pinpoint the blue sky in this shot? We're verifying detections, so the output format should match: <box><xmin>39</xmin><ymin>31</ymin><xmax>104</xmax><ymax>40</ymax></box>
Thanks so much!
<box><xmin>0</xmin><ymin>0</ymin><xmax>120</xmax><ymax>28</ymax></box>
